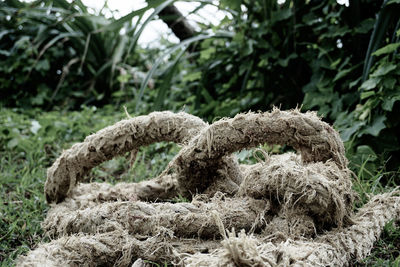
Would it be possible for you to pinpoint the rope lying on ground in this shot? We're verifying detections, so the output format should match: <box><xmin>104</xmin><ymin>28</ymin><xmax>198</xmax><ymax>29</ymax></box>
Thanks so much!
<box><xmin>18</xmin><ymin>109</ymin><xmax>399</xmax><ymax>266</ymax></box>
<box><xmin>184</xmin><ymin>191</ymin><xmax>400</xmax><ymax>266</ymax></box>
<box><xmin>44</xmin><ymin>111</ymin><xmax>207</xmax><ymax>203</ymax></box>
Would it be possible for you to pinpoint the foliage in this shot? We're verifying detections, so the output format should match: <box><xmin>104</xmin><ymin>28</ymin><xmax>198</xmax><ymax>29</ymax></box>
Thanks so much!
<box><xmin>333</xmin><ymin>0</ymin><xmax>400</xmax><ymax>178</ymax></box>
<box><xmin>0</xmin><ymin>0</ymin><xmax>168</xmax><ymax>109</ymax></box>
<box><xmin>139</xmin><ymin>0</ymin><xmax>400</xmax><ymax>177</ymax></box>
<box><xmin>149</xmin><ymin>1</ymin><xmax>371</xmax><ymax>117</ymax></box>
<box><xmin>336</xmin><ymin>49</ymin><xmax>400</xmax><ymax>177</ymax></box>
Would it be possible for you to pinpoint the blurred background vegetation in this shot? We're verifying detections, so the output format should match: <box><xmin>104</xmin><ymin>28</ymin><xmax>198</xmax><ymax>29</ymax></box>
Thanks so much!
<box><xmin>1</xmin><ymin>0</ymin><xmax>399</xmax><ymax>265</ymax></box>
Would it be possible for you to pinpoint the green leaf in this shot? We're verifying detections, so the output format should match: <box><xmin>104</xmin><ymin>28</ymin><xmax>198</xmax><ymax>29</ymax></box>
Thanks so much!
<box><xmin>382</xmin><ymin>95</ymin><xmax>400</xmax><ymax>111</ymax></box>
<box><xmin>0</xmin><ymin>49</ymin><xmax>10</xmax><ymax>56</ymax></box>
<box><xmin>371</xmin><ymin>63</ymin><xmax>397</xmax><ymax>77</ymax></box>
<box><xmin>360</xmin><ymin>78</ymin><xmax>380</xmax><ymax>90</ymax></box>
<box><xmin>360</xmin><ymin>115</ymin><xmax>386</xmax><ymax>137</ymax></box>
<box><xmin>387</xmin><ymin>0</ymin><xmax>400</xmax><ymax>5</ymax></box>
<box><xmin>383</xmin><ymin>77</ymin><xmax>397</xmax><ymax>89</ymax></box>
<box><xmin>302</xmin><ymin>12</ymin><xmax>320</xmax><ymax>26</ymax></box>
<box><xmin>31</xmin><ymin>91</ymin><xmax>47</xmax><ymax>106</ymax></box>
<box><xmin>355</xmin><ymin>18</ymin><xmax>375</xmax><ymax>34</ymax></box>
<box><xmin>112</xmin><ymin>36</ymin><xmax>127</xmax><ymax>66</ymax></box>
<box><xmin>330</xmin><ymin>58</ymin><xmax>341</xmax><ymax>69</ymax></box>
<box><xmin>110</xmin><ymin>35</ymin><xmax>128</xmax><ymax>83</ymax></box>
<box><xmin>271</xmin><ymin>9</ymin><xmax>292</xmax><ymax>23</ymax></box>
<box><xmin>340</xmin><ymin>121</ymin><xmax>365</xmax><ymax>142</ymax></box>
<box><xmin>201</xmin><ymin>88</ymin><xmax>215</xmax><ymax>103</ymax></box>
<box><xmin>233</xmin><ymin>32</ymin><xmax>244</xmax><ymax>43</ymax></box>
<box><xmin>372</xmin><ymin>43</ymin><xmax>400</xmax><ymax>56</ymax></box>
<box><xmin>220</xmin><ymin>0</ymin><xmax>241</xmax><ymax>11</ymax></box>
<box><xmin>243</xmin><ymin>39</ymin><xmax>255</xmax><ymax>56</ymax></box>
<box><xmin>183</xmin><ymin>72</ymin><xmax>202</xmax><ymax>83</ymax></box>
<box><xmin>200</xmin><ymin>47</ymin><xmax>216</xmax><ymax>61</ymax></box>
<box><xmin>154</xmin><ymin>49</ymin><xmax>186</xmax><ymax>110</ymax></box>
<box><xmin>117</xmin><ymin>73</ymin><xmax>130</xmax><ymax>83</ymax></box>
<box><xmin>333</xmin><ymin>68</ymin><xmax>352</xmax><ymax>82</ymax></box>
<box><xmin>302</xmin><ymin>90</ymin><xmax>333</xmax><ymax>109</ymax></box>
<box><xmin>35</xmin><ymin>59</ymin><xmax>50</xmax><ymax>71</ymax></box>
<box><xmin>360</xmin><ymin>91</ymin><xmax>375</xmax><ymax>99</ymax></box>
<box><xmin>349</xmin><ymin>78</ymin><xmax>361</xmax><ymax>88</ymax></box>
<box><xmin>278</xmin><ymin>54</ymin><xmax>297</xmax><ymax>67</ymax></box>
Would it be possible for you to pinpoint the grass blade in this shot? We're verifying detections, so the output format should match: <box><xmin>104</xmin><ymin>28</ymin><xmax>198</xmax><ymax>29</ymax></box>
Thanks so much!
<box><xmin>154</xmin><ymin>48</ymin><xmax>186</xmax><ymax>110</ymax></box>
<box><xmin>135</xmin><ymin>32</ymin><xmax>233</xmax><ymax>112</ymax></box>
<box><xmin>129</xmin><ymin>0</ymin><xmax>176</xmax><ymax>54</ymax></box>
<box><xmin>95</xmin><ymin>0</ymin><xmax>166</xmax><ymax>33</ymax></box>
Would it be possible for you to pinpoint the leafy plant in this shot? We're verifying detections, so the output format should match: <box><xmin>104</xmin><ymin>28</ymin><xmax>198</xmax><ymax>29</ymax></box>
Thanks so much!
<box><xmin>143</xmin><ymin>0</ymin><xmax>384</xmax><ymax>121</ymax></box>
<box><xmin>135</xmin><ymin>0</ymin><xmax>400</xmax><ymax>178</ymax></box>
<box><xmin>0</xmin><ymin>0</ymin><xmax>170</xmax><ymax>109</ymax></box>
<box><xmin>333</xmin><ymin>0</ymin><xmax>400</xmax><ymax>177</ymax></box>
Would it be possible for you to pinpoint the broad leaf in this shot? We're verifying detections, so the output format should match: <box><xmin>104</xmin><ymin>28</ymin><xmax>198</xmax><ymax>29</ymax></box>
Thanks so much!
<box><xmin>372</xmin><ymin>43</ymin><xmax>400</xmax><ymax>56</ymax></box>
<box><xmin>360</xmin><ymin>78</ymin><xmax>380</xmax><ymax>91</ymax></box>
<box><xmin>371</xmin><ymin>63</ymin><xmax>397</xmax><ymax>77</ymax></box>
<box><xmin>340</xmin><ymin>121</ymin><xmax>365</xmax><ymax>142</ymax></box>
<box><xmin>359</xmin><ymin>115</ymin><xmax>386</xmax><ymax>137</ymax></box>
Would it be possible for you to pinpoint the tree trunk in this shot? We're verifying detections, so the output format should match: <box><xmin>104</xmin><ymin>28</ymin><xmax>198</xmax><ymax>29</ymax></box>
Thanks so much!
<box><xmin>158</xmin><ymin>5</ymin><xmax>196</xmax><ymax>41</ymax></box>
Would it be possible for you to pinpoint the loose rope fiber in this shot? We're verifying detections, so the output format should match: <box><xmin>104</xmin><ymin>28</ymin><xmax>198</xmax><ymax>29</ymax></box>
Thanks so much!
<box><xmin>18</xmin><ymin>110</ymin><xmax>399</xmax><ymax>266</ymax></box>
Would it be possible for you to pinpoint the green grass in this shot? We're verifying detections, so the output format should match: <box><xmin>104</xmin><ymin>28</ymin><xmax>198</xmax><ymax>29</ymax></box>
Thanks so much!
<box><xmin>0</xmin><ymin>106</ymin><xmax>178</xmax><ymax>265</ymax></box>
<box><xmin>0</xmin><ymin>107</ymin><xmax>399</xmax><ymax>266</ymax></box>
<box><xmin>0</xmin><ymin>106</ymin><xmax>117</xmax><ymax>265</ymax></box>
